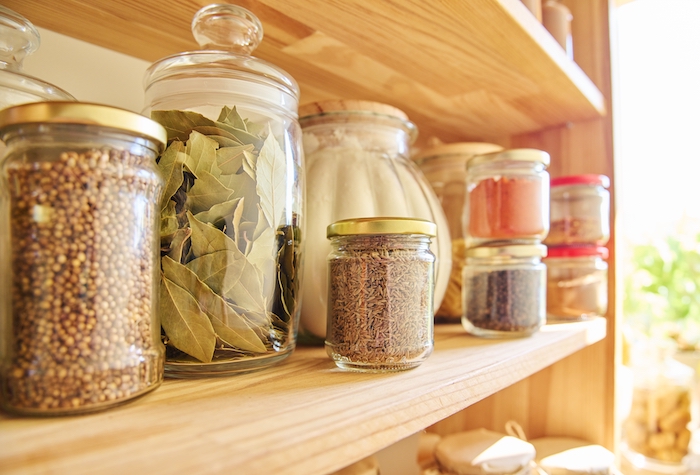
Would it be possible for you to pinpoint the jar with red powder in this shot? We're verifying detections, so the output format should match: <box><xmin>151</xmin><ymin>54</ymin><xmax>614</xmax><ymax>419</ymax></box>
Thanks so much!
<box><xmin>465</xmin><ymin>149</ymin><xmax>550</xmax><ymax>246</ymax></box>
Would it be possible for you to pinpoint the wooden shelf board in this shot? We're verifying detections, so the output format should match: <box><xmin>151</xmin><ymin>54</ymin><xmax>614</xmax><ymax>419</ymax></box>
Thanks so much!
<box><xmin>4</xmin><ymin>0</ymin><xmax>605</xmax><ymax>144</ymax></box>
<box><xmin>1</xmin><ymin>319</ymin><xmax>606</xmax><ymax>475</ymax></box>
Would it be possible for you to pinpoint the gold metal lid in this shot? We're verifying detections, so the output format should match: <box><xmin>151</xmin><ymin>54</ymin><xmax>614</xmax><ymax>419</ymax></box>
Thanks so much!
<box><xmin>467</xmin><ymin>148</ymin><xmax>550</xmax><ymax>168</ymax></box>
<box><xmin>0</xmin><ymin>101</ymin><xmax>167</xmax><ymax>149</ymax></box>
<box><xmin>327</xmin><ymin>217</ymin><xmax>437</xmax><ymax>238</ymax></box>
<box><xmin>466</xmin><ymin>243</ymin><xmax>547</xmax><ymax>258</ymax></box>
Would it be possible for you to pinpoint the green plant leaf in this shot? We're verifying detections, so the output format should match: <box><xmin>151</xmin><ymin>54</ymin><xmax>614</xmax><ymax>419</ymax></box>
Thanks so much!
<box><xmin>187</xmin><ymin>170</ymin><xmax>234</xmax><ymax>214</ymax></box>
<box><xmin>256</xmin><ymin>128</ymin><xmax>287</xmax><ymax>229</ymax></box>
<box><xmin>160</xmin><ymin>275</ymin><xmax>216</xmax><ymax>362</ymax></box>
<box><xmin>216</xmin><ymin>144</ymin><xmax>255</xmax><ymax>175</ymax></box>
<box><xmin>152</xmin><ymin>110</ymin><xmax>216</xmax><ymax>142</ymax></box>
<box><xmin>162</xmin><ymin>257</ymin><xmax>267</xmax><ymax>353</ymax></box>
<box><xmin>187</xmin><ymin>210</ymin><xmax>238</xmax><ymax>257</ymax></box>
<box><xmin>186</xmin><ymin>249</ymin><xmax>266</xmax><ymax>313</ymax></box>
<box><xmin>157</xmin><ymin>141</ymin><xmax>185</xmax><ymax>210</ymax></box>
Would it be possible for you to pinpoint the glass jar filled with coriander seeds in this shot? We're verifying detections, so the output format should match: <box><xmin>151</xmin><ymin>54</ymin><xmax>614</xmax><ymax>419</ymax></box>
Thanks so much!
<box><xmin>326</xmin><ymin>218</ymin><xmax>437</xmax><ymax>372</ymax></box>
<box><xmin>0</xmin><ymin>102</ymin><xmax>166</xmax><ymax>415</ymax></box>
<box><xmin>462</xmin><ymin>244</ymin><xmax>547</xmax><ymax>338</ymax></box>
<box><xmin>143</xmin><ymin>3</ymin><xmax>304</xmax><ymax>376</ymax></box>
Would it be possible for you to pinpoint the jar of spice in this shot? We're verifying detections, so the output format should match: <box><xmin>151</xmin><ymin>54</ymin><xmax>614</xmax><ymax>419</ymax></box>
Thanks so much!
<box><xmin>143</xmin><ymin>4</ymin><xmax>304</xmax><ymax>376</ymax></box>
<box><xmin>0</xmin><ymin>102</ymin><xmax>166</xmax><ymax>415</ymax></box>
<box><xmin>414</xmin><ymin>142</ymin><xmax>503</xmax><ymax>322</ymax></box>
<box><xmin>465</xmin><ymin>149</ymin><xmax>550</xmax><ymax>247</ymax></box>
<box><xmin>544</xmin><ymin>174</ymin><xmax>611</xmax><ymax>247</ymax></box>
<box><xmin>299</xmin><ymin>100</ymin><xmax>451</xmax><ymax>343</ymax></box>
<box><xmin>325</xmin><ymin>218</ymin><xmax>436</xmax><ymax>372</ymax></box>
<box><xmin>462</xmin><ymin>244</ymin><xmax>547</xmax><ymax>338</ymax></box>
<box><xmin>545</xmin><ymin>246</ymin><xmax>608</xmax><ymax>322</ymax></box>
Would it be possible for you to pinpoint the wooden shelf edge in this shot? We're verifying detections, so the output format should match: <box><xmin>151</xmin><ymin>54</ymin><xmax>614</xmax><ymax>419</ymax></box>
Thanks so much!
<box><xmin>0</xmin><ymin>319</ymin><xmax>607</xmax><ymax>475</ymax></box>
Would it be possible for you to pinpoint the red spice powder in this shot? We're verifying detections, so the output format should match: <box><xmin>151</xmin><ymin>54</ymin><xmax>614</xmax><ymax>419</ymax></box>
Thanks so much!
<box><xmin>468</xmin><ymin>176</ymin><xmax>546</xmax><ymax>239</ymax></box>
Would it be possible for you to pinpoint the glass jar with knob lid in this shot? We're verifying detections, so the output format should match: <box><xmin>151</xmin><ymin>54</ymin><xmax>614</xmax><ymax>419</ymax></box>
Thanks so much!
<box><xmin>143</xmin><ymin>3</ymin><xmax>304</xmax><ymax>377</ymax></box>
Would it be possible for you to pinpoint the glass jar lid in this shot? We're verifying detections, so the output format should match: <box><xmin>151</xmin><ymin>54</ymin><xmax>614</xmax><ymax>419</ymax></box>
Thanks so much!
<box><xmin>143</xmin><ymin>4</ymin><xmax>299</xmax><ymax>110</ymax></box>
<box><xmin>531</xmin><ymin>437</ymin><xmax>615</xmax><ymax>475</ymax></box>
<box><xmin>299</xmin><ymin>99</ymin><xmax>418</xmax><ymax>144</ymax></box>
<box><xmin>412</xmin><ymin>142</ymin><xmax>504</xmax><ymax>164</ymax></box>
<box><xmin>327</xmin><ymin>217</ymin><xmax>437</xmax><ymax>238</ymax></box>
<box><xmin>0</xmin><ymin>6</ymin><xmax>75</xmax><ymax>108</ymax></box>
<box><xmin>546</xmin><ymin>246</ymin><xmax>609</xmax><ymax>259</ymax></box>
<box><xmin>467</xmin><ymin>148</ymin><xmax>551</xmax><ymax>168</ymax></box>
<box><xmin>551</xmin><ymin>174</ymin><xmax>610</xmax><ymax>188</ymax></box>
<box><xmin>0</xmin><ymin>101</ymin><xmax>167</xmax><ymax>149</ymax></box>
<box><xmin>467</xmin><ymin>244</ymin><xmax>547</xmax><ymax>259</ymax></box>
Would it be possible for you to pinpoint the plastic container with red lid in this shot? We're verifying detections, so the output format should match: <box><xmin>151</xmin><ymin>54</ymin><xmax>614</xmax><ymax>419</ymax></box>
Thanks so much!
<box><xmin>544</xmin><ymin>174</ymin><xmax>610</xmax><ymax>247</ymax></box>
<box><xmin>545</xmin><ymin>246</ymin><xmax>608</xmax><ymax>322</ymax></box>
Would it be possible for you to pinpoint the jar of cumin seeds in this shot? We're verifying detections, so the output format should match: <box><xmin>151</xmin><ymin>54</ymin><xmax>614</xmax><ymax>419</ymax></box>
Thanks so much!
<box><xmin>0</xmin><ymin>102</ymin><xmax>166</xmax><ymax>415</ymax></box>
<box><xmin>325</xmin><ymin>217</ymin><xmax>437</xmax><ymax>372</ymax></box>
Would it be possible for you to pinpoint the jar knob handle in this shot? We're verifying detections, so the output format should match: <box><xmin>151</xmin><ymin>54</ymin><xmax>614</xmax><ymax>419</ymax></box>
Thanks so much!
<box><xmin>191</xmin><ymin>4</ymin><xmax>263</xmax><ymax>55</ymax></box>
<box><xmin>0</xmin><ymin>5</ymin><xmax>40</xmax><ymax>72</ymax></box>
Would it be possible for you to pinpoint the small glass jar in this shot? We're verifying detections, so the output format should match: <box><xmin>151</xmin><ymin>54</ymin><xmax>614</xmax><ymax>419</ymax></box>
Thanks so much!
<box><xmin>414</xmin><ymin>142</ymin><xmax>503</xmax><ymax>322</ymax></box>
<box><xmin>542</xmin><ymin>0</ymin><xmax>574</xmax><ymax>59</ymax></box>
<box><xmin>465</xmin><ymin>149</ymin><xmax>550</xmax><ymax>247</ymax></box>
<box><xmin>299</xmin><ymin>100</ymin><xmax>451</xmax><ymax>342</ymax></box>
<box><xmin>545</xmin><ymin>246</ymin><xmax>609</xmax><ymax>322</ymax></box>
<box><xmin>462</xmin><ymin>244</ymin><xmax>547</xmax><ymax>338</ymax></box>
<box><xmin>544</xmin><ymin>174</ymin><xmax>611</xmax><ymax>247</ymax></box>
<box><xmin>143</xmin><ymin>4</ymin><xmax>304</xmax><ymax>376</ymax></box>
<box><xmin>0</xmin><ymin>102</ymin><xmax>166</xmax><ymax>415</ymax></box>
<box><xmin>530</xmin><ymin>437</ymin><xmax>616</xmax><ymax>475</ymax></box>
<box><xmin>325</xmin><ymin>218</ymin><xmax>436</xmax><ymax>372</ymax></box>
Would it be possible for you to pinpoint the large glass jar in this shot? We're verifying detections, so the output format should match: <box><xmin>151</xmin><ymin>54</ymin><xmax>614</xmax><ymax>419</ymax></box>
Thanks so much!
<box><xmin>414</xmin><ymin>142</ymin><xmax>503</xmax><ymax>322</ymax></box>
<box><xmin>462</xmin><ymin>244</ymin><xmax>547</xmax><ymax>338</ymax></box>
<box><xmin>143</xmin><ymin>4</ymin><xmax>304</xmax><ymax>376</ymax></box>
<box><xmin>0</xmin><ymin>102</ymin><xmax>166</xmax><ymax>415</ymax></box>
<box><xmin>0</xmin><ymin>6</ymin><xmax>75</xmax><ymax>108</ymax></box>
<box><xmin>325</xmin><ymin>218</ymin><xmax>436</xmax><ymax>372</ymax></box>
<box><xmin>299</xmin><ymin>100</ymin><xmax>452</xmax><ymax>342</ymax></box>
<box><xmin>465</xmin><ymin>149</ymin><xmax>550</xmax><ymax>247</ymax></box>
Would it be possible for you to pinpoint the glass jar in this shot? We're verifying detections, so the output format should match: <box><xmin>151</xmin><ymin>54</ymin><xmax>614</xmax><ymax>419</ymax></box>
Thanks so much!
<box><xmin>530</xmin><ymin>437</ymin><xmax>616</xmax><ymax>475</ymax></box>
<box><xmin>542</xmin><ymin>0</ymin><xmax>574</xmax><ymax>59</ymax></box>
<box><xmin>0</xmin><ymin>102</ymin><xmax>166</xmax><ymax>415</ymax></box>
<box><xmin>325</xmin><ymin>218</ymin><xmax>436</xmax><ymax>372</ymax></box>
<box><xmin>299</xmin><ymin>100</ymin><xmax>451</xmax><ymax>343</ymax></box>
<box><xmin>0</xmin><ymin>6</ymin><xmax>75</xmax><ymax>108</ymax></box>
<box><xmin>143</xmin><ymin>4</ymin><xmax>304</xmax><ymax>376</ymax></box>
<box><xmin>414</xmin><ymin>142</ymin><xmax>503</xmax><ymax>322</ymax></box>
<box><xmin>622</xmin><ymin>343</ymin><xmax>695</xmax><ymax>472</ymax></box>
<box><xmin>544</xmin><ymin>174</ymin><xmax>611</xmax><ymax>247</ymax></box>
<box><xmin>465</xmin><ymin>149</ymin><xmax>550</xmax><ymax>247</ymax></box>
<box><xmin>545</xmin><ymin>246</ymin><xmax>609</xmax><ymax>322</ymax></box>
<box><xmin>462</xmin><ymin>244</ymin><xmax>547</xmax><ymax>338</ymax></box>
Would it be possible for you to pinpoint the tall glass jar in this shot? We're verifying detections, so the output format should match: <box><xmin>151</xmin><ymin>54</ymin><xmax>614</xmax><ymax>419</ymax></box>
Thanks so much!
<box><xmin>0</xmin><ymin>102</ymin><xmax>166</xmax><ymax>415</ymax></box>
<box><xmin>143</xmin><ymin>4</ymin><xmax>304</xmax><ymax>376</ymax></box>
<box><xmin>299</xmin><ymin>100</ymin><xmax>451</xmax><ymax>342</ymax></box>
<box><xmin>462</xmin><ymin>244</ymin><xmax>547</xmax><ymax>338</ymax></box>
<box><xmin>465</xmin><ymin>149</ymin><xmax>550</xmax><ymax>247</ymax></box>
<box><xmin>325</xmin><ymin>218</ymin><xmax>436</xmax><ymax>372</ymax></box>
<box><xmin>414</xmin><ymin>142</ymin><xmax>503</xmax><ymax>322</ymax></box>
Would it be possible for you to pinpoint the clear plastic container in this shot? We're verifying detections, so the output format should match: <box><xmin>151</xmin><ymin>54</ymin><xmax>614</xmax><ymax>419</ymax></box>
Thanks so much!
<box><xmin>544</xmin><ymin>174</ymin><xmax>611</xmax><ymax>247</ymax></box>
<box><xmin>0</xmin><ymin>102</ymin><xmax>166</xmax><ymax>415</ymax></box>
<box><xmin>143</xmin><ymin>4</ymin><xmax>304</xmax><ymax>376</ymax></box>
<box><xmin>414</xmin><ymin>142</ymin><xmax>503</xmax><ymax>322</ymax></box>
<box><xmin>299</xmin><ymin>100</ymin><xmax>451</xmax><ymax>343</ymax></box>
<box><xmin>0</xmin><ymin>6</ymin><xmax>75</xmax><ymax>108</ymax></box>
<box><xmin>465</xmin><ymin>149</ymin><xmax>550</xmax><ymax>246</ymax></box>
<box><xmin>325</xmin><ymin>218</ymin><xmax>436</xmax><ymax>372</ymax></box>
<box><xmin>545</xmin><ymin>246</ymin><xmax>609</xmax><ymax>322</ymax></box>
<box><xmin>462</xmin><ymin>244</ymin><xmax>547</xmax><ymax>338</ymax></box>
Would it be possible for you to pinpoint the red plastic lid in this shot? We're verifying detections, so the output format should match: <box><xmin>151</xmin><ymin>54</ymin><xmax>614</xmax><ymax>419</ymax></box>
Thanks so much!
<box><xmin>546</xmin><ymin>246</ymin><xmax>609</xmax><ymax>259</ymax></box>
<box><xmin>551</xmin><ymin>174</ymin><xmax>610</xmax><ymax>188</ymax></box>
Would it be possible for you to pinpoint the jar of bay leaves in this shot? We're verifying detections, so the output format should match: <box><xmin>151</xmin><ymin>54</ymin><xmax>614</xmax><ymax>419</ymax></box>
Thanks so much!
<box><xmin>143</xmin><ymin>3</ymin><xmax>304</xmax><ymax>376</ymax></box>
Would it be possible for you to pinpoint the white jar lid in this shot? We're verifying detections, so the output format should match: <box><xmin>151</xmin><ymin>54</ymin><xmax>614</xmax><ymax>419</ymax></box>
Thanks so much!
<box><xmin>435</xmin><ymin>429</ymin><xmax>536</xmax><ymax>475</ymax></box>
<box><xmin>530</xmin><ymin>437</ymin><xmax>615</xmax><ymax>475</ymax></box>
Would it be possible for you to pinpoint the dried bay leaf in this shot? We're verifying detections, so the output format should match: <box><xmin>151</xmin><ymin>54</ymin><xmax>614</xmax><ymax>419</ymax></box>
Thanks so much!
<box><xmin>187</xmin><ymin>210</ymin><xmax>238</xmax><ymax>256</ymax></box>
<box><xmin>216</xmin><ymin>144</ymin><xmax>254</xmax><ymax>175</ymax></box>
<box><xmin>194</xmin><ymin>198</ymin><xmax>241</xmax><ymax>228</ymax></box>
<box><xmin>162</xmin><ymin>257</ymin><xmax>267</xmax><ymax>353</ymax></box>
<box><xmin>157</xmin><ymin>141</ymin><xmax>185</xmax><ymax>210</ymax></box>
<box><xmin>187</xmin><ymin>170</ymin><xmax>234</xmax><ymax>214</ymax></box>
<box><xmin>160</xmin><ymin>276</ymin><xmax>216</xmax><ymax>362</ymax></box>
<box><xmin>186</xmin><ymin>249</ymin><xmax>266</xmax><ymax>314</ymax></box>
<box><xmin>256</xmin><ymin>128</ymin><xmax>287</xmax><ymax>229</ymax></box>
<box><xmin>217</xmin><ymin>105</ymin><xmax>247</xmax><ymax>131</ymax></box>
<box><xmin>160</xmin><ymin>200</ymin><xmax>179</xmax><ymax>238</ymax></box>
<box><xmin>247</xmin><ymin>227</ymin><xmax>277</xmax><ymax>297</ymax></box>
<box><xmin>152</xmin><ymin>110</ymin><xmax>216</xmax><ymax>142</ymax></box>
<box><xmin>168</xmin><ymin>227</ymin><xmax>192</xmax><ymax>263</ymax></box>
<box><xmin>186</xmin><ymin>130</ymin><xmax>221</xmax><ymax>176</ymax></box>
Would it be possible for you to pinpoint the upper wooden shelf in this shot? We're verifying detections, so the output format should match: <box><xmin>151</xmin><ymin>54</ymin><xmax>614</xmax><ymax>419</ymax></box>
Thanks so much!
<box><xmin>1</xmin><ymin>320</ymin><xmax>606</xmax><ymax>475</ymax></box>
<box><xmin>5</xmin><ymin>0</ymin><xmax>606</xmax><ymax>145</ymax></box>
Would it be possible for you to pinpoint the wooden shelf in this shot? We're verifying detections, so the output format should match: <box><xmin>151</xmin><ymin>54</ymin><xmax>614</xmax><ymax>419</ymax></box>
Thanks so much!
<box><xmin>0</xmin><ymin>320</ymin><xmax>606</xmax><ymax>475</ymax></box>
<box><xmin>4</xmin><ymin>0</ymin><xmax>605</xmax><ymax>145</ymax></box>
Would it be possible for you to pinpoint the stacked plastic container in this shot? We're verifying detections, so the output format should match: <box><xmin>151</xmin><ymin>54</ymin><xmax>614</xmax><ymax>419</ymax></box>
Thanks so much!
<box><xmin>461</xmin><ymin>149</ymin><xmax>551</xmax><ymax>338</ymax></box>
<box><xmin>543</xmin><ymin>174</ymin><xmax>611</xmax><ymax>322</ymax></box>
